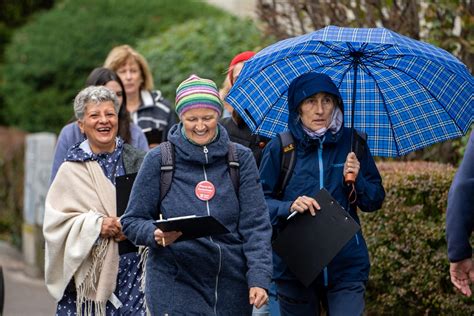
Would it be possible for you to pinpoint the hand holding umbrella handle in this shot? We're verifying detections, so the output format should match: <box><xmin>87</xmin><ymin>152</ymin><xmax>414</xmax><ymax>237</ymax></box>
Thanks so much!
<box><xmin>344</xmin><ymin>152</ymin><xmax>360</xmax><ymax>183</ymax></box>
<box><xmin>344</xmin><ymin>152</ymin><xmax>359</xmax><ymax>203</ymax></box>
<box><xmin>345</xmin><ymin>172</ymin><xmax>357</xmax><ymax>204</ymax></box>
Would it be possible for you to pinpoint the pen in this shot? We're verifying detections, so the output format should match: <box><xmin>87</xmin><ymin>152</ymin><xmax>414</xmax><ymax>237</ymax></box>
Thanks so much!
<box><xmin>287</xmin><ymin>211</ymin><xmax>298</xmax><ymax>220</ymax></box>
<box><xmin>159</xmin><ymin>214</ymin><xmax>166</xmax><ymax>246</ymax></box>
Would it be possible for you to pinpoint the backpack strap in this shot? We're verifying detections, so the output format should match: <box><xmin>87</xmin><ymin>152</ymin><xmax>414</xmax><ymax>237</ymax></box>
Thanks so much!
<box><xmin>274</xmin><ymin>131</ymin><xmax>296</xmax><ymax>199</ymax></box>
<box><xmin>159</xmin><ymin>141</ymin><xmax>174</xmax><ymax>203</ymax></box>
<box><xmin>227</xmin><ymin>142</ymin><xmax>240</xmax><ymax>196</ymax></box>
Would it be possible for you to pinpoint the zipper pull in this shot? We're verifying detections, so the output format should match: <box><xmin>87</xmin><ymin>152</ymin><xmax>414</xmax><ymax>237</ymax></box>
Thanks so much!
<box><xmin>203</xmin><ymin>145</ymin><xmax>209</xmax><ymax>164</ymax></box>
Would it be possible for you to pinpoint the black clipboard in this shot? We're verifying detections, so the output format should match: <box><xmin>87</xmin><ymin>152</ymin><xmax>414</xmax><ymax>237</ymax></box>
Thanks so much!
<box><xmin>153</xmin><ymin>215</ymin><xmax>229</xmax><ymax>242</ymax></box>
<box><xmin>116</xmin><ymin>173</ymin><xmax>139</xmax><ymax>254</ymax></box>
<box><xmin>272</xmin><ymin>188</ymin><xmax>360</xmax><ymax>287</ymax></box>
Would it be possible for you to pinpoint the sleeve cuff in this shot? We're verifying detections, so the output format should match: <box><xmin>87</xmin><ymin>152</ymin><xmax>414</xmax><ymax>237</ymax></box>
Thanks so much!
<box><xmin>277</xmin><ymin>201</ymin><xmax>293</xmax><ymax>218</ymax></box>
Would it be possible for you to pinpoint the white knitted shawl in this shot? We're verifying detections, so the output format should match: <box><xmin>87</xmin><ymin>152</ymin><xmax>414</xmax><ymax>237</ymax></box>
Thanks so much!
<box><xmin>43</xmin><ymin>160</ymin><xmax>119</xmax><ymax>316</ymax></box>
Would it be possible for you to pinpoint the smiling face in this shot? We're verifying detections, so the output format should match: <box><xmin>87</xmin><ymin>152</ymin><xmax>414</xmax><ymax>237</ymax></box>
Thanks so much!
<box><xmin>299</xmin><ymin>92</ymin><xmax>336</xmax><ymax>132</ymax></box>
<box><xmin>78</xmin><ymin>100</ymin><xmax>118</xmax><ymax>153</ymax></box>
<box><xmin>116</xmin><ymin>57</ymin><xmax>143</xmax><ymax>96</ymax></box>
<box><xmin>181</xmin><ymin>108</ymin><xmax>219</xmax><ymax>145</ymax></box>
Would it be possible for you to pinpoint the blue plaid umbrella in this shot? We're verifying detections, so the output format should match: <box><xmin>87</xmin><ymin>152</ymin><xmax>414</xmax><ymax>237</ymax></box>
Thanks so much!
<box><xmin>226</xmin><ymin>25</ymin><xmax>473</xmax><ymax>157</ymax></box>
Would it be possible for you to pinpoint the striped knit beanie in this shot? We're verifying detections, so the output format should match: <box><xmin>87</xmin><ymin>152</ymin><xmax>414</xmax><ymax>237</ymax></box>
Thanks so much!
<box><xmin>175</xmin><ymin>74</ymin><xmax>223</xmax><ymax>117</ymax></box>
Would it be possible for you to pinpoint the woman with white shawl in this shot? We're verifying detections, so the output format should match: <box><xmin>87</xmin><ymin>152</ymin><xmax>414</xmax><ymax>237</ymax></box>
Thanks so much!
<box><xmin>43</xmin><ymin>86</ymin><xmax>146</xmax><ymax>315</ymax></box>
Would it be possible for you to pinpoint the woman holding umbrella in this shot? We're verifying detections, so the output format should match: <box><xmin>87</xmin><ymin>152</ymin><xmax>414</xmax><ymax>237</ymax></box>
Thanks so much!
<box><xmin>259</xmin><ymin>72</ymin><xmax>385</xmax><ymax>315</ymax></box>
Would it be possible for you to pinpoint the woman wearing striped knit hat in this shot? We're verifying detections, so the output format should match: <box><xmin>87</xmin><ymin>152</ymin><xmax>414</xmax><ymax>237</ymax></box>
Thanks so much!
<box><xmin>122</xmin><ymin>75</ymin><xmax>273</xmax><ymax>315</ymax></box>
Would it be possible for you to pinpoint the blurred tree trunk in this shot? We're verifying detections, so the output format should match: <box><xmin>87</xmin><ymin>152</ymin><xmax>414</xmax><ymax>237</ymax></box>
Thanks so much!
<box><xmin>0</xmin><ymin>126</ymin><xmax>26</xmax><ymax>246</ymax></box>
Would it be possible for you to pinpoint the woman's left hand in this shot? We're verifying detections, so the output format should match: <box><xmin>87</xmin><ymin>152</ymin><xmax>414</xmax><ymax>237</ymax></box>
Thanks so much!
<box><xmin>343</xmin><ymin>152</ymin><xmax>360</xmax><ymax>179</ymax></box>
<box><xmin>249</xmin><ymin>287</ymin><xmax>268</xmax><ymax>309</ymax></box>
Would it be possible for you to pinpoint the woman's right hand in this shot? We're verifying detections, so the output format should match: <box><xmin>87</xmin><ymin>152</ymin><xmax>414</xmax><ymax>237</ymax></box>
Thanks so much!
<box><xmin>154</xmin><ymin>228</ymin><xmax>182</xmax><ymax>247</ymax></box>
<box><xmin>100</xmin><ymin>216</ymin><xmax>121</xmax><ymax>239</ymax></box>
<box><xmin>290</xmin><ymin>195</ymin><xmax>321</xmax><ymax>216</ymax></box>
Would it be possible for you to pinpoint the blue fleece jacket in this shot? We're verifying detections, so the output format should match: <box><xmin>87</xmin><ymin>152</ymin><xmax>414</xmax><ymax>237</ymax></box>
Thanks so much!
<box><xmin>121</xmin><ymin>123</ymin><xmax>273</xmax><ymax>315</ymax></box>
<box><xmin>446</xmin><ymin>131</ymin><xmax>474</xmax><ymax>262</ymax></box>
<box><xmin>259</xmin><ymin>74</ymin><xmax>385</xmax><ymax>285</ymax></box>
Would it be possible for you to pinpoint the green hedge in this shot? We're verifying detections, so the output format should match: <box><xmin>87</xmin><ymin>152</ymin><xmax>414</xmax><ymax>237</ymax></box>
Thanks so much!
<box><xmin>138</xmin><ymin>16</ymin><xmax>275</xmax><ymax>102</ymax></box>
<box><xmin>362</xmin><ymin>161</ymin><xmax>473</xmax><ymax>315</ymax></box>
<box><xmin>1</xmin><ymin>0</ymin><xmax>224</xmax><ymax>133</ymax></box>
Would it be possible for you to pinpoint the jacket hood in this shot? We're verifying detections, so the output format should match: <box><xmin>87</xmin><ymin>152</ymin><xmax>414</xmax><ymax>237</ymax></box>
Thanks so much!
<box><xmin>167</xmin><ymin>122</ymin><xmax>230</xmax><ymax>165</ymax></box>
<box><xmin>287</xmin><ymin>72</ymin><xmax>344</xmax><ymax>144</ymax></box>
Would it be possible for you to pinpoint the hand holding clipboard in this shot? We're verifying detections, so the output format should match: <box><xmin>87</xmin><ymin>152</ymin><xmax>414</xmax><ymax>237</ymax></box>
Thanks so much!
<box><xmin>153</xmin><ymin>215</ymin><xmax>229</xmax><ymax>244</ymax></box>
<box><xmin>272</xmin><ymin>188</ymin><xmax>360</xmax><ymax>287</ymax></box>
<box><xmin>154</xmin><ymin>215</ymin><xmax>183</xmax><ymax>247</ymax></box>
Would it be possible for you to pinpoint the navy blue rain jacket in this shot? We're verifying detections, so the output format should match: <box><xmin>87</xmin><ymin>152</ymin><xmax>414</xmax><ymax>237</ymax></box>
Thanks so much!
<box><xmin>259</xmin><ymin>100</ymin><xmax>385</xmax><ymax>285</ymax></box>
<box><xmin>446</xmin><ymin>131</ymin><xmax>474</xmax><ymax>262</ymax></box>
<box><xmin>122</xmin><ymin>123</ymin><xmax>272</xmax><ymax>315</ymax></box>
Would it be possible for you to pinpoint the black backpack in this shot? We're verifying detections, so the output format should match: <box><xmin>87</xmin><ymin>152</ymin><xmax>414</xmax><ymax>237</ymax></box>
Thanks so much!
<box><xmin>272</xmin><ymin>130</ymin><xmax>367</xmax><ymax>199</ymax></box>
<box><xmin>158</xmin><ymin>141</ymin><xmax>240</xmax><ymax>202</ymax></box>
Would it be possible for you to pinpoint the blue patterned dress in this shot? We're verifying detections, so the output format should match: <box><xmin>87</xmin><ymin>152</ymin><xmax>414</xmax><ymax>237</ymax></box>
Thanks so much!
<box><xmin>55</xmin><ymin>138</ymin><xmax>145</xmax><ymax>315</ymax></box>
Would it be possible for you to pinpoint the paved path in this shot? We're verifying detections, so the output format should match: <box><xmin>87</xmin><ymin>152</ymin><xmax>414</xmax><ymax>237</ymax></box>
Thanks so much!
<box><xmin>0</xmin><ymin>241</ymin><xmax>56</xmax><ymax>316</ymax></box>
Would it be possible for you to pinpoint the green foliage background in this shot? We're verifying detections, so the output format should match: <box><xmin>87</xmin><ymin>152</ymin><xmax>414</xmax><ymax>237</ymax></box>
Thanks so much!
<box><xmin>138</xmin><ymin>16</ymin><xmax>274</xmax><ymax>102</ymax></box>
<box><xmin>1</xmin><ymin>0</ymin><xmax>224</xmax><ymax>133</ymax></box>
<box><xmin>362</xmin><ymin>162</ymin><xmax>473</xmax><ymax>315</ymax></box>
<box><xmin>0</xmin><ymin>0</ymin><xmax>55</xmax><ymax>63</ymax></box>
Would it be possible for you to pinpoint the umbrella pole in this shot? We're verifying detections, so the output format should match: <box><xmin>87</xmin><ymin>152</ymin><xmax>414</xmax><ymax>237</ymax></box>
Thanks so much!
<box><xmin>350</xmin><ymin>60</ymin><xmax>358</xmax><ymax>153</ymax></box>
<box><xmin>345</xmin><ymin>59</ymin><xmax>359</xmax><ymax>186</ymax></box>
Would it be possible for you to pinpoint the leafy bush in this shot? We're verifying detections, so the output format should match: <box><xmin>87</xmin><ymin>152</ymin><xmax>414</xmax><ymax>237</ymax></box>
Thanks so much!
<box><xmin>138</xmin><ymin>16</ymin><xmax>275</xmax><ymax>102</ymax></box>
<box><xmin>1</xmin><ymin>0</ymin><xmax>224</xmax><ymax>132</ymax></box>
<box><xmin>362</xmin><ymin>161</ymin><xmax>473</xmax><ymax>315</ymax></box>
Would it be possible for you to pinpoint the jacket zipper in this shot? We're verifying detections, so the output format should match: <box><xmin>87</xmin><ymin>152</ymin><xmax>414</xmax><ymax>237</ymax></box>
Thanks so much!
<box><xmin>318</xmin><ymin>139</ymin><xmax>329</xmax><ymax>287</ymax></box>
<box><xmin>202</xmin><ymin>145</ymin><xmax>222</xmax><ymax>315</ymax></box>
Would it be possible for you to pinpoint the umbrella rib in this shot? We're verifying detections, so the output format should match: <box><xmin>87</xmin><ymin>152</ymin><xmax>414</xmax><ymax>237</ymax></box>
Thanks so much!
<box><xmin>363</xmin><ymin>55</ymin><xmax>404</xmax><ymax>67</ymax></box>
<box><xmin>347</xmin><ymin>42</ymin><xmax>369</xmax><ymax>54</ymax></box>
<box><xmin>323</xmin><ymin>58</ymin><xmax>351</xmax><ymax>68</ymax></box>
<box><xmin>319</xmin><ymin>42</ymin><xmax>351</xmax><ymax>59</ymax></box>
<box><xmin>361</xmin><ymin>45</ymin><xmax>393</xmax><ymax>59</ymax></box>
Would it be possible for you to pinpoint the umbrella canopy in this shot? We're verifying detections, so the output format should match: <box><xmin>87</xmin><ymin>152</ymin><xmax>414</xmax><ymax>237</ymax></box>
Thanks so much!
<box><xmin>226</xmin><ymin>25</ymin><xmax>473</xmax><ymax>157</ymax></box>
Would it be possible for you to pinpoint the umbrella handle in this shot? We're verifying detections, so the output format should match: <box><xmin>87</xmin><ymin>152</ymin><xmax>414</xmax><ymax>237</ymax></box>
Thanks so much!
<box><xmin>344</xmin><ymin>172</ymin><xmax>356</xmax><ymax>184</ymax></box>
<box><xmin>345</xmin><ymin>173</ymin><xmax>357</xmax><ymax>204</ymax></box>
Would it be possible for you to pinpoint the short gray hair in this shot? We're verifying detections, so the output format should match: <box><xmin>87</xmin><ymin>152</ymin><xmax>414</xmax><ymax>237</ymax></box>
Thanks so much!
<box><xmin>74</xmin><ymin>86</ymin><xmax>120</xmax><ymax>120</ymax></box>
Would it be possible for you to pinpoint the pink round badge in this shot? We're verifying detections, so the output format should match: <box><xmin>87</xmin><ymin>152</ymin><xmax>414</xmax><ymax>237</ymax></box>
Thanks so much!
<box><xmin>195</xmin><ymin>180</ymin><xmax>216</xmax><ymax>201</ymax></box>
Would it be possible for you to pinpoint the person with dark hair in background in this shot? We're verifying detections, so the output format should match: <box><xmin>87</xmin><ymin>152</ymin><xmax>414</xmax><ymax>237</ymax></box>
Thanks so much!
<box><xmin>220</xmin><ymin>51</ymin><xmax>270</xmax><ymax>167</ymax></box>
<box><xmin>104</xmin><ymin>44</ymin><xmax>176</xmax><ymax>148</ymax></box>
<box><xmin>259</xmin><ymin>72</ymin><xmax>385</xmax><ymax>315</ymax></box>
<box><xmin>50</xmin><ymin>67</ymin><xmax>148</xmax><ymax>182</ymax></box>
<box><xmin>44</xmin><ymin>86</ymin><xmax>146</xmax><ymax>315</ymax></box>
<box><xmin>446</xmin><ymin>131</ymin><xmax>474</xmax><ymax>297</ymax></box>
<box><xmin>121</xmin><ymin>75</ymin><xmax>273</xmax><ymax>315</ymax></box>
